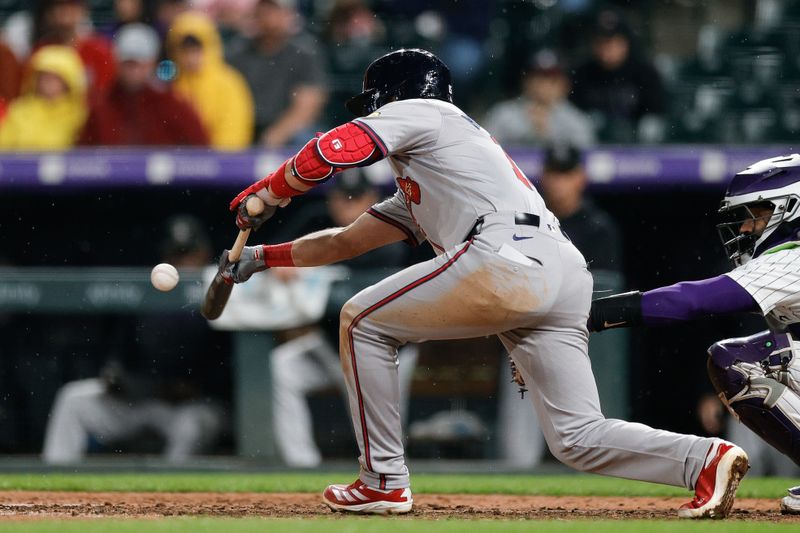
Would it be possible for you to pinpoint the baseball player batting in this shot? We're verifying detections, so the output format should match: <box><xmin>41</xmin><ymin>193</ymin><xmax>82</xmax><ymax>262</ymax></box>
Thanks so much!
<box><xmin>590</xmin><ymin>153</ymin><xmax>800</xmax><ymax>514</ymax></box>
<box><xmin>220</xmin><ymin>49</ymin><xmax>748</xmax><ymax>518</ymax></box>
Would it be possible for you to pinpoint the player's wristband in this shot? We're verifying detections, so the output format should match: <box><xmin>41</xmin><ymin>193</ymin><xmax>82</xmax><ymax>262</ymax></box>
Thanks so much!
<box><xmin>588</xmin><ymin>291</ymin><xmax>643</xmax><ymax>332</ymax></box>
<box><xmin>262</xmin><ymin>243</ymin><xmax>295</xmax><ymax>267</ymax></box>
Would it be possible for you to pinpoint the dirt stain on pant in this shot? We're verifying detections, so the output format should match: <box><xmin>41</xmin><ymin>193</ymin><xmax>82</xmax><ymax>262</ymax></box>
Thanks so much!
<box><xmin>370</xmin><ymin>263</ymin><xmax>542</xmax><ymax>331</ymax></box>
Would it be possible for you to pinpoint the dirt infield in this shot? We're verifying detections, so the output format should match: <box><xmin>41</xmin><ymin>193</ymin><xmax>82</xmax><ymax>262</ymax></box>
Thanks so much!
<box><xmin>0</xmin><ymin>491</ymin><xmax>799</xmax><ymax>521</ymax></box>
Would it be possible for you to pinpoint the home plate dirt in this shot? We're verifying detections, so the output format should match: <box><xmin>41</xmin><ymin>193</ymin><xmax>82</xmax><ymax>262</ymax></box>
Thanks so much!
<box><xmin>0</xmin><ymin>492</ymin><xmax>798</xmax><ymax>521</ymax></box>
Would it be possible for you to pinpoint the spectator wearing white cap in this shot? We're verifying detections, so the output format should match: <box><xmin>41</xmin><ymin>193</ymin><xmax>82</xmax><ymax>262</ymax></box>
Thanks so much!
<box><xmin>80</xmin><ymin>23</ymin><xmax>209</xmax><ymax>146</ymax></box>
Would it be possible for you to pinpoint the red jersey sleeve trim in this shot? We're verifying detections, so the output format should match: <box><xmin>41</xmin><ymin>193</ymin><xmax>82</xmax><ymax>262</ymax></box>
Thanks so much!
<box><xmin>352</xmin><ymin>120</ymin><xmax>388</xmax><ymax>157</ymax></box>
<box><xmin>366</xmin><ymin>208</ymin><xmax>419</xmax><ymax>247</ymax></box>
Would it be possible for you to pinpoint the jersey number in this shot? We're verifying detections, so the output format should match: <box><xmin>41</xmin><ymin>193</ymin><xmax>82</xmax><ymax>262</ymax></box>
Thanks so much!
<box><xmin>491</xmin><ymin>137</ymin><xmax>533</xmax><ymax>190</ymax></box>
<box><xmin>505</xmin><ymin>152</ymin><xmax>533</xmax><ymax>190</ymax></box>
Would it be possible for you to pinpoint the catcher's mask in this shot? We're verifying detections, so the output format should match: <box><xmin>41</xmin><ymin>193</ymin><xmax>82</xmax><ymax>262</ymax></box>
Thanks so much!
<box><xmin>716</xmin><ymin>201</ymin><xmax>777</xmax><ymax>266</ymax></box>
<box><xmin>716</xmin><ymin>154</ymin><xmax>800</xmax><ymax>266</ymax></box>
<box><xmin>345</xmin><ymin>48</ymin><xmax>453</xmax><ymax>117</ymax></box>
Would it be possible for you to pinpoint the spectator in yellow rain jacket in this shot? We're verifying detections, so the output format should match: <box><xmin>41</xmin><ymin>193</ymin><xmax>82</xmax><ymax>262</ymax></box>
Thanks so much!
<box><xmin>167</xmin><ymin>11</ymin><xmax>254</xmax><ymax>150</ymax></box>
<box><xmin>0</xmin><ymin>45</ymin><xmax>87</xmax><ymax>150</ymax></box>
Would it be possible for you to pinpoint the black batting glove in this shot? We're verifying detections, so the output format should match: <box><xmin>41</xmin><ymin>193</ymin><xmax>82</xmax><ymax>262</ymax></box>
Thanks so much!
<box><xmin>235</xmin><ymin>194</ymin><xmax>277</xmax><ymax>231</ymax></box>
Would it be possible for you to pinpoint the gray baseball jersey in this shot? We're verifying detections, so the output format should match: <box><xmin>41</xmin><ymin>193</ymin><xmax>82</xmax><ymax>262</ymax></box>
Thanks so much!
<box><xmin>356</xmin><ymin>99</ymin><xmax>554</xmax><ymax>253</ymax></box>
<box><xmin>726</xmin><ymin>245</ymin><xmax>800</xmax><ymax>327</ymax></box>
<box><xmin>337</xmin><ymin>98</ymin><xmax>715</xmax><ymax>492</ymax></box>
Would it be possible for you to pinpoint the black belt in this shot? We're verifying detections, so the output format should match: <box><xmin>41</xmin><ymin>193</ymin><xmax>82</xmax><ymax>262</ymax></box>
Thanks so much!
<box><xmin>467</xmin><ymin>212</ymin><xmax>540</xmax><ymax>240</ymax></box>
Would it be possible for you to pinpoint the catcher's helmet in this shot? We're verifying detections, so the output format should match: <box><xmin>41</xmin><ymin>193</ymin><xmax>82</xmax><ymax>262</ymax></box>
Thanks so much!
<box><xmin>345</xmin><ymin>48</ymin><xmax>453</xmax><ymax>117</ymax></box>
<box><xmin>717</xmin><ymin>154</ymin><xmax>800</xmax><ymax>265</ymax></box>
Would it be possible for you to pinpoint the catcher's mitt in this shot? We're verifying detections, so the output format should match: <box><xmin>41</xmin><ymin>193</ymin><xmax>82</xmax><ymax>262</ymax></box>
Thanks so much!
<box><xmin>509</xmin><ymin>356</ymin><xmax>528</xmax><ymax>399</ymax></box>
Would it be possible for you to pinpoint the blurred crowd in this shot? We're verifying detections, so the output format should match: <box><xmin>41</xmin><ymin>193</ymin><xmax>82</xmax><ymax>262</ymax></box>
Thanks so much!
<box><xmin>0</xmin><ymin>0</ymin><xmax>798</xmax><ymax>151</ymax></box>
<box><xmin>4</xmin><ymin>0</ymin><xmax>799</xmax><ymax>466</ymax></box>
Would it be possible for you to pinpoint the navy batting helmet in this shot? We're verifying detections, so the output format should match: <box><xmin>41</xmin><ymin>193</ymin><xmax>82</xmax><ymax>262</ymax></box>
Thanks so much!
<box><xmin>345</xmin><ymin>49</ymin><xmax>453</xmax><ymax>117</ymax></box>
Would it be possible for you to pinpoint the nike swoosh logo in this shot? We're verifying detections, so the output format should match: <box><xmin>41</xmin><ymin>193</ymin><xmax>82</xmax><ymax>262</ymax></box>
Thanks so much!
<box><xmin>603</xmin><ymin>321</ymin><xmax>626</xmax><ymax>328</ymax></box>
<box><xmin>512</xmin><ymin>234</ymin><xmax>533</xmax><ymax>241</ymax></box>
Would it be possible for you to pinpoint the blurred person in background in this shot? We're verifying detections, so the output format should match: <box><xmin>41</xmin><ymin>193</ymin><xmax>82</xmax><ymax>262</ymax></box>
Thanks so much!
<box><xmin>102</xmin><ymin>0</ymin><xmax>158</xmax><ymax>39</ymax></box>
<box><xmin>227</xmin><ymin>0</ymin><xmax>326</xmax><ymax>147</ymax></box>
<box><xmin>569</xmin><ymin>9</ymin><xmax>666</xmax><ymax>143</ymax></box>
<box><xmin>483</xmin><ymin>50</ymin><xmax>595</xmax><ymax>148</ymax></box>
<box><xmin>0</xmin><ymin>40</ymin><xmax>21</xmax><ymax>112</ymax></box>
<box><xmin>2</xmin><ymin>10</ymin><xmax>33</xmax><ymax>63</ymax></box>
<box><xmin>377</xmin><ymin>1</ymin><xmax>493</xmax><ymax>110</ymax></box>
<box><xmin>266</xmin><ymin>169</ymin><xmax>415</xmax><ymax>467</ymax></box>
<box><xmin>194</xmin><ymin>0</ymin><xmax>258</xmax><ymax>47</ymax></box>
<box><xmin>80</xmin><ymin>23</ymin><xmax>209</xmax><ymax>146</ymax></box>
<box><xmin>43</xmin><ymin>215</ymin><xmax>229</xmax><ymax>465</ymax></box>
<box><xmin>33</xmin><ymin>0</ymin><xmax>116</xmax><ymax>101</ymax></box>
<box><xmin>155</xmin><ymin>0</ymin><xmax>190</xmax><ymax>36</ymax></box>
<box><xmin>322</xmin><ymin>0</ymin><xmax>388</xmax><ymax>127</ymax></box>
<box><xmin>167</xmin><ymin>10</ymin><xmax>254</xmax><ymax>150</ymax></box>
<box><xmin>537</xmin><ymin>144</ymin><xmax>621</xmax><ymax>272</ymax></box>
<box><xmin>0</xmin><ymin>45</ymin><xmax>87</xmax><ymax>150</ymax></box>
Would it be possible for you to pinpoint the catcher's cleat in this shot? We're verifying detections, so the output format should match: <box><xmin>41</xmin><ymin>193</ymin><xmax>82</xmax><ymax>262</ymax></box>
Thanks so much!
<box><xmin>678</xmin><ymin>440</ymin><xmax>749</xmax><ymax>519</ymax></box>
<box><xmin>322</xmin><ymin>479</ymin><xmax>413</xmax><ymax>514</ymax></box>
<box><xmin>780</xmin><ymin>486</ymin><xmax>800</xmax><ymax>514</ymax></box>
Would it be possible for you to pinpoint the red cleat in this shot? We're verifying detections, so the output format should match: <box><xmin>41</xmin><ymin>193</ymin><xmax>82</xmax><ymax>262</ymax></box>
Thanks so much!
<box><xmin>322</xmin><ymin>479</ymin><xmax>413</xmax><ymax>514</ymax></box>
<box><xmin>678</xmin><ymin>440</ymin><xmax>749</xmax><ymax>519</ymax></box>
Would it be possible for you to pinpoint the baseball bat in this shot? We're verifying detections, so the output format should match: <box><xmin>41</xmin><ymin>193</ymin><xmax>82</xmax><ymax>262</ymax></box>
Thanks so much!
<box><xmin>201</xmin><ymin>196</ymin><xmax>265</xmax><ymax>320</ymax></box>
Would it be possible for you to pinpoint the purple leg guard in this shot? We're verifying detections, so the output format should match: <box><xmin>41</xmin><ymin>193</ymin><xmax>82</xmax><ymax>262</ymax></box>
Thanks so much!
<box><xmin>707</xmin><ymin>330</ymin><xmax>800</xmax><ymax>466</ymax></box>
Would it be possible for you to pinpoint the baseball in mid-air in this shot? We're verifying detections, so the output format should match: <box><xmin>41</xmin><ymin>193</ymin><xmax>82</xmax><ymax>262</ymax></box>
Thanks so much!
<box><xmin>151</xmin><ymin>263</ymin><xmax>179</xmax><ymax>292</ymax></box>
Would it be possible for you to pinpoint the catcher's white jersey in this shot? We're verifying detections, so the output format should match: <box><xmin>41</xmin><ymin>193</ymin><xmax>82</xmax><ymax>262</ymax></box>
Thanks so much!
<box><xmin>355</xmin><ymin>98</ymin><xmax>552</xmax><ymax>252</ymax></box>
<box><xmin>726</xmin><ymin>244</ymin><xmax>800</xmax><ymax>326</ymax></box>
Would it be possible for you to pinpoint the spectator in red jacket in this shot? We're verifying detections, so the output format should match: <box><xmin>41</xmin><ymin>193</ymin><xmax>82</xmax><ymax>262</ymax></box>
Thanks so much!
<box><xmin>80</xmin><ymin>23</ymin><xmax>209</xmax><ymax>146</ymax></box>
<box><xmin>0</xmin><ymin>41</ymin><xmax>21</xmax><ymax>104</ymax></box>
<box><xmin>33</xmin><ymin>0</ymin><xmax>117</xmax><ymax>100</ymax></box>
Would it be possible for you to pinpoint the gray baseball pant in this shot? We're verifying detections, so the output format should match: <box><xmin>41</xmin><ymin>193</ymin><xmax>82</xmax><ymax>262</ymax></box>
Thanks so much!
<box><xmin>338</xmin><ymin>213</ymin><xmax>715</xmax><ymax>490</ymax></box>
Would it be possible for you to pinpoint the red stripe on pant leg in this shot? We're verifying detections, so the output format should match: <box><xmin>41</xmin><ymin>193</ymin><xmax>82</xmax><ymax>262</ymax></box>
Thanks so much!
<box><xmin>347</xmin><ymin>241</ymin><xmax>473</xmax><ymax>473</ymax></box>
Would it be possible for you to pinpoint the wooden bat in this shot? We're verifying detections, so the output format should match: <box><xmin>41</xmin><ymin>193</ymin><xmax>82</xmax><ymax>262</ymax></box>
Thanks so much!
<box><xmin>201</xmin><ymin>196</ymin><xmax>265</xmax><ymax>320</ymax></box>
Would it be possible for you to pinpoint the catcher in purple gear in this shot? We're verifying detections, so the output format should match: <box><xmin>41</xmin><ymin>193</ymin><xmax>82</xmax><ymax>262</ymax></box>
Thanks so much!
<box><xmin>590</xmin><ymin>154</ymin><xmax>800</xmax><ymax>514</ymax></box>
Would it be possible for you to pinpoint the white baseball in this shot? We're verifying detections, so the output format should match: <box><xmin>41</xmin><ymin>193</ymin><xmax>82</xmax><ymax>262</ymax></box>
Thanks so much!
<box><xmin>151</xmin><ymin>263</ymin><xmax>180</xmax><ymax>292</ymax></box>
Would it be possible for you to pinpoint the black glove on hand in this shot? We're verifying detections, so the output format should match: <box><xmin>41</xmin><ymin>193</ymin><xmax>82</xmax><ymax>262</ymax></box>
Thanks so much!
<box><xmin>587</xmin><ymin>291</ymin><xmax>643</xmax><ymax>332</ymax></box>
<box><xmin>236</xmin><ymin>194</ymin><xmax>277</xmax><ymax>231</ymax></box>
<box><xmin>218</xmin><ymin>246</ymin><xmax>270</xmax><ymax>284</ymax></box>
